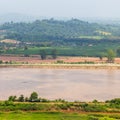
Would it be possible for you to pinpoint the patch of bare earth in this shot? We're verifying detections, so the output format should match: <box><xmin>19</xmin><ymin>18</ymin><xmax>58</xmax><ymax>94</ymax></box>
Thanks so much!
<box><xmin>0</xmin><ymin>55</ymin><xmax>120</xmax><ymax>64</ymax></box>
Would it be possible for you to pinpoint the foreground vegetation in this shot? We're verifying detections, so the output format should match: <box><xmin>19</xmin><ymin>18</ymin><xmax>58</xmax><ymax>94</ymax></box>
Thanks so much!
<box><xmin>1</xmin><ymin>97</ymin><xmax>120</xmax><ymax>113</ymax></box>
<box><xmin>0</xmin><ymin>92</ymin><xmax>120</xmax><ymax>120</ymax></box>
<box><xmin>0</xmin><ymin>112</ymin><xmax>120</xmax><ymax>120</ymax></box>
<box><xmin>0</xmin><ymin>100</ymin><xmax>120</xmax><ymax>120</ymax></box>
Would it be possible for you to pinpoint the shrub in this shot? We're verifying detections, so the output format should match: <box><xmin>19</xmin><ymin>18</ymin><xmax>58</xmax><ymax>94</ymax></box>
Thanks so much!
<box><xmin>56</xmin><ymin>60</ymin><xmax>64</xmax><ymax>64</ymax></box>
<box><xmin>0</xmin><ymin>60</ymin><xmax>3</xmax><ymax>64</ymax></box>
<box><xmin>18</xmin><ymin>95</ymin><xmax>24</xmax><ymax>102</ymax></box>
<box><xmin>8</xmin><ymin>96</ymin><xmax>17</xmax><ymax>102</ymax></box>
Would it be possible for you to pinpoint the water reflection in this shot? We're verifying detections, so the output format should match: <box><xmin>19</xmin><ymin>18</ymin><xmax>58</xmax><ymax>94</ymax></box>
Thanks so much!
<box><xmin>0</xmin><ymin>68</ymin><xmax>120</xmax><ymax>101</ymax></box>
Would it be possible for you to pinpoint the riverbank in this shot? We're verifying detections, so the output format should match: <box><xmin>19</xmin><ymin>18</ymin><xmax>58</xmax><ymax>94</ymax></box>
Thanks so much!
<box><xmin>1</xmin><ymin>55</ymin><xmax>120</xmax><ymax>69</ymax></box>
<box><xmin>0</xmin><ymin>63</ymin><xmax>120</xmax><ymax>69</ymax></box>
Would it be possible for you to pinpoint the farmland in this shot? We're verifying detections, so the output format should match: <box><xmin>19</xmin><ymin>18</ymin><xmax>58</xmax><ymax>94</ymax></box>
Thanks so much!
<box><xmin>1</xmin><ymin>41</ymin><xmax>120</xmax><ymax>57</ymax></box>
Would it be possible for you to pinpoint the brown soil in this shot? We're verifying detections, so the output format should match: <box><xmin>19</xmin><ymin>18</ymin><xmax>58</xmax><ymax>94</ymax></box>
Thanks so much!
<box><xmin>0</xmin><ymin>55</ymin><xmax>120</xmax><ymax>64</ymax></box>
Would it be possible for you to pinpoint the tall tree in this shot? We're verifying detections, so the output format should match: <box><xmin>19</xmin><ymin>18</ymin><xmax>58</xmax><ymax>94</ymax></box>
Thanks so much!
<box><xmin>29</xmin><ymin>92</ymin><xmax>38</xmax><ymax>102</ymax></box>
<box><xmin>24</xmin><ymin>46</ymin><xmax>29</xmax><ymax>57</ymax></box>
<box><xmin>8</xmin><ymin>96</ymin><xmax>17</xmax><ymax>102</ymax></box>
<box><xmin>116</xmin><ymin>47</ymin><xmax>120</xmax><ymax>57</ymax></box>
<box><xmin>18</xmin><ymin>95</ymin><xmax>24</xmax><ymax>102</ymax></box>
<box><xmin>51</xmin><ymin>49</ymin><xmax>57</xmax><ymax>59</ymax></box>
<box><xmin>106</xmin><ymin>49</ymin><xmax>116</xmax><ymax>63</ymax></box>
<box><xmin>40</xmin><ymin>50</ymin><xmax>46</xmax><ymax>60</ymax></box>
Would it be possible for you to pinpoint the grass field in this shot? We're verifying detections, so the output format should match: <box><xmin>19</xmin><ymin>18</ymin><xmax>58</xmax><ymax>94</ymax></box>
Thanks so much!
<box><xmin>5</xmin><ymin>42</ymin><xmax>120</xmax><ymax>57</ymax></box>
<box><xmin>0</xmin><ymin>112</ymin><xmax>119</xmax><ymax>120</ymax></box>
<box><xmin>79</xmin><ymin>35</ymin><xmax>104</xmax><ymax>40</ymax></box>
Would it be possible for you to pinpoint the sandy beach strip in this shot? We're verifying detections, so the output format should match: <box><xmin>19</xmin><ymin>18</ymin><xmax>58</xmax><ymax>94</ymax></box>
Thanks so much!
<box><xmin>0</xmin><ymin>63</ymin><xmax>120</xmax><ymax>69</ymax></box>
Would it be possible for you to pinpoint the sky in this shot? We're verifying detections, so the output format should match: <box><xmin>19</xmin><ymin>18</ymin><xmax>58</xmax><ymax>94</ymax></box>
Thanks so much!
<box><xmin>0</xmin><ymin>0</ymin><xmax>120</xmax><ymax>18</ymax></box>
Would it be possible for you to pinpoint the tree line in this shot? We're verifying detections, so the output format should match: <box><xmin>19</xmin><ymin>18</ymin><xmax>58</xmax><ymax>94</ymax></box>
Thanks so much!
<box><xmin>8</xmin><ymin>92</ymin><xmax>47</xmax><ymax>102</ymax></box>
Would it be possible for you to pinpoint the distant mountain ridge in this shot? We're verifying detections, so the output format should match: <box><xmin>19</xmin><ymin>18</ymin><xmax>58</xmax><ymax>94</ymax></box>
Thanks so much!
<box><xmin>1</xmin><ymin>13</ymin><xmax>120</xmax><ymax>24</ymax></box>
<box><xmin>0</xmin><ymin>13</ymin><xmax>43</xmax><ymax>24</ymax></box>
<box><xmin>0</xmin><ymin>18</ymin><xmax>120</xmax><ymax>42</ymax></box>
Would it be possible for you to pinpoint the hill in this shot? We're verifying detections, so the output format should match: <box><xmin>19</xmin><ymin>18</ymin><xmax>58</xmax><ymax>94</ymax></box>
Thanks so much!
<box><xmin>1</xmin><ymin>18</ymin><xmax>120</xmax><ymax>43</ymax></box>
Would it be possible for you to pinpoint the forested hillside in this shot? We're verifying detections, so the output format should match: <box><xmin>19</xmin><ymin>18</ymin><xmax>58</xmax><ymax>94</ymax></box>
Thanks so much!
<box><xmin>1</xmin><ymin>19</ymin><xmax>120</xmax><ymax>42</ymax></box>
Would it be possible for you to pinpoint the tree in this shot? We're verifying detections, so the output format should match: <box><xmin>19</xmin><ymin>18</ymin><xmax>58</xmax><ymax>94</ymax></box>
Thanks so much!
<box><xmin>0</xmin><ymin>60</ymin><xmax>3</xmax><ymax>64</ymax></box>
<box><xmin>106</xmin><ymin>49</ymin><xmax>116</xmax><ymax>63</ymax></box>
<box><xmin>92</xmin><ymin>99</ymin><xmax>98</xmax><ymax>103</ymax></box>
<box><xmin>24</xmin><ymin>46</ymin><xmax>29</xmax><ymax>57</ymax></box>
<box><xmin>51</xmin><ymin>49</ymin><xmax>57</xmax><ymax>59</ymax></box>
<box><xmin>116</xmin><ymin>47</ymin><xmax>120</xmax><ymax>57</ymax></box>
<box><xmin>98</xmin><ymin>54</ymin><xmax>104</xmax><ymax>61</ymax></box>
<box><xmin>29</xmin><ymin>92</ymin><xmax>38</xmax><ymax>102</ymax></box>
<box><xmin>24</xmin><ymin>46</ymin><xmax>28</xmax><ymax>50</ymax></box>
<box><xmin>18</xmin><ymin>95</ymin><xmax>24</xmax><ymax>102</ymax></box>
<box><xmin>40</xmin><ymin>50</ymin><xmax>46</xmax><ymax>60</ymax></box>
<box><xmin>25</xmin><ymin>97</ymin><xmax>29</xmax><ymax>102</ymax></box>
<box><xmin>8</xmin><ymin>96</ymin><xmax>17</xmax><ymax>102</ymax></box>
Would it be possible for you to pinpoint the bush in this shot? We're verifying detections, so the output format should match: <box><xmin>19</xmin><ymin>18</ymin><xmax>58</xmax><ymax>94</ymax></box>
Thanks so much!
<box><xmin>56</xmin><ymin>60</ymin><xmax>64</xmax><ymax>64</ymax></box>
<box><xmin>0</xmin><ymin>60</ymin><xmax>3</xmax><ymax>64</ymax></box>
<box><xmin>8</xmin><ymin>96</ymin><xmax>17</xmax><ymax>102</ymax></box>
<box><xmin>19</xmin><ymin>104</ymin><xmax>39</xmax><ymax>111</ymax></box>
<box><xmin>88</xmin><ymin>116</ymin><xmax>99</xmax><ymax>120</ymax></box>
<box><xmin>109</xmin><ymin>98</ymin><xmax>120</xmax><ymax>104</ymax></box>
<box><xmin>57</xmin><ymin>103</ymin><xmax>71</xmax><ymax>110</ymax></box>
<box><xmin>4</xmin><ymin>101</ymin><xmax>14</xmax><ymax>106</ymax></box>
<box><xmin>18</xmin><ymin>95</ymin><xmax>24</xmax><ymax>102</ymax></box>
<box><xmin>80</xmin><ymin>104</ymin><xmax>106</xmax><ymax>112</ymax></box>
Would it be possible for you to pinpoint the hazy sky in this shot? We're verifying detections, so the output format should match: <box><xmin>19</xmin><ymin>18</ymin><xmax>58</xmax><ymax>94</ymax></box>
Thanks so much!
<box><xmin>1</xmin><ymin>0</ymin><xmax>120</xmax><ymax>18</ymax></box>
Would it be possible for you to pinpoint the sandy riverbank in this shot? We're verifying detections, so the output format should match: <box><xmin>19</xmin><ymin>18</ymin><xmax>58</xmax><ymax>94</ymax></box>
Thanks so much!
<box><xmin>0</xmin><ymin>63</ymin><xmax>120</xmax><ymax>69</ymax></box>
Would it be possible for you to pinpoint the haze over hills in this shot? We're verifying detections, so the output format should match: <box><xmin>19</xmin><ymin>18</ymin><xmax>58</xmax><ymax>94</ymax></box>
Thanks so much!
<box><xmin>0</xmin><ymin>13</ymin><xmax>72</xmax><ymax>24</ymax></box>
<box><xmin>0</xmin><ymin>13</ymin><xmax>47</xmax><ymax>24</ymax></box>
<box><xmin>1</xmin><ymin>13</ymin><xmax>120</xmax><ymax>25</ymax></box>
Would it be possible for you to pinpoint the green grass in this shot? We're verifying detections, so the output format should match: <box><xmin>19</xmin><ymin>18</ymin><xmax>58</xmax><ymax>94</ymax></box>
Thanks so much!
<box><xmin>0</xmin><ymin>99</ymin><xmax>120</xmax><ymax>120</ymax></box>
<box><xmin>0</xmin><ymin>112</ymin><xmax>119</xmax><ymax>120</ymax></box>
<box><xmin>0</xmin><ymin>112</ymin><xmax>89</xmax><ymax>120</ymax></box>
<box><xmin>5</xmin><ymin>42</ymin><xmax>120</xmax><ymax>57</ymax></box>
<box><xmin>79</xmin><ymin>35</ymin><xmax>104</xmax><ymax>40</ymax></box>
<box><xmin>0</xmin><ymin>101</ymin><xmax>120</xmax><ymax>113</ymax></box>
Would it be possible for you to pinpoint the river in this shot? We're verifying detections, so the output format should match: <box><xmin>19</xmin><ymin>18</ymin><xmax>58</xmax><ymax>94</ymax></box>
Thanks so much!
<box><xmin>0</xmin><ymin>68</ymin><xmax>120</xmax><ymax>101</ymax></box>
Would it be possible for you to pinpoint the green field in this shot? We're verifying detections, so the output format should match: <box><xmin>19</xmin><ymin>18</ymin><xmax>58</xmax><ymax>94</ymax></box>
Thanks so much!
<box><xmin>5</xmin><ymin>42</ymin><xmax>120</xmax><ymax>57</ymax></box>
<box><xmin>0</xmin><ymin>112</ymin><xmax>119</xmax><ymax>120</ymax></box>
<box><xmin>79</xmin><ymin>36</ymin><xmax>104</xmax><ymax>40</ymax></box>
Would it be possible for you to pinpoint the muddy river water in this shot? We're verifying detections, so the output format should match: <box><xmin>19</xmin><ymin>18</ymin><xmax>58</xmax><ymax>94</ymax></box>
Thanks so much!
<box><xmin>0</xmin><ymin>68</ymin><xmax>120</xmax><ymax>101</ymax></box>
